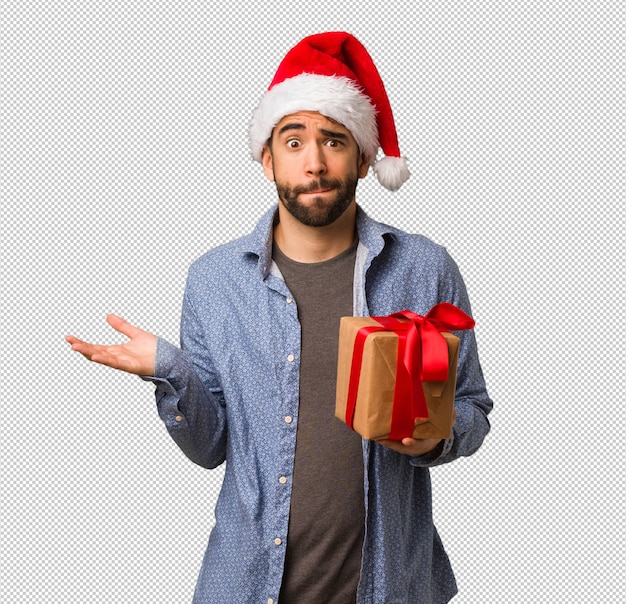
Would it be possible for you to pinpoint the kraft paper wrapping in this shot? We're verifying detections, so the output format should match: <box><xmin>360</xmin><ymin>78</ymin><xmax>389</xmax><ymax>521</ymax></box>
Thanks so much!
<box><xmin>335</xmin><ymin>317</ymin><xmax>459</xmax><ymax>440</ymax></box>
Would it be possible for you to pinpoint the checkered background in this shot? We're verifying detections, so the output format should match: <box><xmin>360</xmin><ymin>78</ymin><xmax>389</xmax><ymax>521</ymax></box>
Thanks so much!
<box><xmin>2</xmin><ymin>2</ymin><xmax>624</xmax><ymax>602</ymax></box>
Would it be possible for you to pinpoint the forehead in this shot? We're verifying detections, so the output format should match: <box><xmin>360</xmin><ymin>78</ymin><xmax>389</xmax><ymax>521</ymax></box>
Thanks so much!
<box><xmin>273</xmin><ymin>111</ymin><xmax>355</xmax><ymax>138</ymax></box>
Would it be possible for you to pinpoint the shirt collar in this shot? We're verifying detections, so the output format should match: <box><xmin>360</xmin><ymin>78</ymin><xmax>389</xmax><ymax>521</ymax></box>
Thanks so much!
<box><xmin>237</xmin><ymin>203</ymin><xmax>397</xmax><ymax>279</ymax></box>
<box><xmin>355</xmin><ymin>204</ymin><xmax>397</xmax><ymax>256</ymax></box>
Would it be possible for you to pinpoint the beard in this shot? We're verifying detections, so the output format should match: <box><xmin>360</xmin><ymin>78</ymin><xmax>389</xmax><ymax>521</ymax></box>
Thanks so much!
<box><xmin>275</xmin><ymin>174</ymin><xmax>358</xmax><ymax>227</ymax></box>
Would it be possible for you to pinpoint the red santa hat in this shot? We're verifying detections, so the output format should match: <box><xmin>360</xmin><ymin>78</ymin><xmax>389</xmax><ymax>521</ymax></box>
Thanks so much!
<box><xmin>249</xmin><ymin>32</ymin><xmax>410</xmax><ymax>191</ymax></box>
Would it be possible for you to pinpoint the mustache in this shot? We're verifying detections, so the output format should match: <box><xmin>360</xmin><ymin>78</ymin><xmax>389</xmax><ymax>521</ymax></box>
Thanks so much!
<box><xmin>291</xmin><ymin>178</ymin><xmax>343</xmax><ymax>195</ymax></box>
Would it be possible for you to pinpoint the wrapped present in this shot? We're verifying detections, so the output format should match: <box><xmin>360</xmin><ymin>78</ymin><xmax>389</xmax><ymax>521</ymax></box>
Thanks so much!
<box><xmin>335</xmin><ymin>303</ymin><xmax>475</xmax><ymax>441</ymax></box>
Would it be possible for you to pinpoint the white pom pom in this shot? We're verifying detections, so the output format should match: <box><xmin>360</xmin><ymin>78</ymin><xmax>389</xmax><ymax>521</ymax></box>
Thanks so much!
<box><xmin>373</xmin><ymin>156</ymin><xmax>410</xmax><ymax>191</ymax></box>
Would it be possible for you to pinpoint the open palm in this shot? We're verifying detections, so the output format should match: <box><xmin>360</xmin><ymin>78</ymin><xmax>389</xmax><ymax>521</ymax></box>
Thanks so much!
<box><xmin>66</xmin><ymin>314</ymin><xmax>157</xmax><ymax>376</ymax></box>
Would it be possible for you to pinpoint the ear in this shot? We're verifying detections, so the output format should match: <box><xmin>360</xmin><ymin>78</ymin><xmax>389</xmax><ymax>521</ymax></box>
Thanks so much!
<box><xmin>357</xmin><ymin>152</ymin><xmax>371</xmax><ymax>179</ymax></box>
<box><xmin>261</xmin><ymin>144</ymin><xmax>275</xmax><ymax>181</ymax></box>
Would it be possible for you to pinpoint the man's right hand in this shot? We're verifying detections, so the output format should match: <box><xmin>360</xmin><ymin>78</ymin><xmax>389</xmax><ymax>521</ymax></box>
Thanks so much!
<box><xmin>66</xmin><ymin>314</ymin><xmax>157</xmax><ymax>376</ymax></box>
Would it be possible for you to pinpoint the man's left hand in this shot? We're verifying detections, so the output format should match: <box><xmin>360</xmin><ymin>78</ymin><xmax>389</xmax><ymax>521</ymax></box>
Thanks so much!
<box><xmin>376</xmin><ymin>437</ymin><xmax>442</xmax><ymax>456</ymax></box>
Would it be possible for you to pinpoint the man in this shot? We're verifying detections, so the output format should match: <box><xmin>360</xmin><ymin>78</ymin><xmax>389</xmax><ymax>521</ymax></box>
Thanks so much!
<box><xmin>67</xmin><ymin>32</ymin><xmax>492</xmax><ymax>603</ymax></box>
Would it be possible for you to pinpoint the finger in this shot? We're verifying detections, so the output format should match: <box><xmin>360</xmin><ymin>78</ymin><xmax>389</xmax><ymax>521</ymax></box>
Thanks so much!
<box><xmin>71</xmin><ymin>341</ymin><xmax>131</xmax><ymax>370</ymax></box>
<box><xmin>376</xmin><ymin>437</ymin><xmax>414</xmax><ymax>447</ymax></box>
<box><xmin>65</xmin><ymin>334</ymin><xmax>89</xmax><ymax>351</ymax></box>
<box><xmin>66</xmin><ymin>336</ymin><xmax>108</xmax><ymax>359</ymax></box>
<box><xmin>376</xmin><ymin>439</ymin><xmax>404</xmax><ymax>453</ymax></box>
<box><xmin>106</xmin><ymin>314</ymin><xmax>143</xmax><ymax>340</ymax></box>
<box><xmin>375</xmin><ymin>439</ymin><xmax>401</xmax><ymax>449</ymax></box>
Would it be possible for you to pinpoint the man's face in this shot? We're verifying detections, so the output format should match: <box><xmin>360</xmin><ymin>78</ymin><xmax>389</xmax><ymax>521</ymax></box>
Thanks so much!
<box><xmin>262</xmin><ymin>112</ymin><xmax>370</xmax><ymax>227</ymax></box>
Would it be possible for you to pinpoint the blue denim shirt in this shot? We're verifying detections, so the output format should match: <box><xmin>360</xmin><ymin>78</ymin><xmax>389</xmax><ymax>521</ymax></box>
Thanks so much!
<box><xmin>150</xmin><ymin>205</ymin><xmax>492</xmax><ymax>603</ymax></box>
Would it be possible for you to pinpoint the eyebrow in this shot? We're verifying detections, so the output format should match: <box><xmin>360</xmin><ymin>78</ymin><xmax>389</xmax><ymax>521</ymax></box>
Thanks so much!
<box><xmin>276</xmin><ymin>123</ymin><xmax>349</xmax><ymax>140</ymax></box>
<box><xmin>320</xmin><ymin>128</ymin><xmax>348</xmax><ymax>140</ymax></box>
<box><xmin>277</xmin><ymin>123</ymin><xmax>306</xmax><ymax>136</ymax></box>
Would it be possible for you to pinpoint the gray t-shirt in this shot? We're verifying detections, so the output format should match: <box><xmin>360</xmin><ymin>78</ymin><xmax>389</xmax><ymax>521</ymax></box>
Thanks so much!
<box><xmin>274</xmin><ymin>240</ymin><xmax>365</xmax><ymax>604</ymax></box>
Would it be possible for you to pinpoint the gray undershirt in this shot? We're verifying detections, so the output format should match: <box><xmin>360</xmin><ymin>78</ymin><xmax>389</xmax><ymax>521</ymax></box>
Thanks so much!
<box><xmin>274</xmin><ymin>240</ymin><xmax>365</xmax><ymax>604</ymax></box>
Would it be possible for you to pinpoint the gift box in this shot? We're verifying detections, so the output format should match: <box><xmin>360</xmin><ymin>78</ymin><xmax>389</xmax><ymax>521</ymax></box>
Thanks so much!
<box><xmin>335</xmin><ymin>303</ymin><xmax>475</xmax><ymax>441</ymax></box>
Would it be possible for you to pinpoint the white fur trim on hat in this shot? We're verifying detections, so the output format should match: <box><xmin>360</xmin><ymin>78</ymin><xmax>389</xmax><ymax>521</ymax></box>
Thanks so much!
<box><xmin>249</xmin><ymin>73</ymin><xmax>379</xmax><ymax>163</ymax></box>
<box><xmin>373</xmin><ymin>156</ymin><xmax>410</xmax><ymax>192</ymax></box>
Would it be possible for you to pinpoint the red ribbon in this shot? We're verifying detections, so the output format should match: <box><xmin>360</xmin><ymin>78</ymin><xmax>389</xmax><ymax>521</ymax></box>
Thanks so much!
<box><xmin>345</xmin><ymin>302</ymin><xmax>475</xmax><ymax>440</ymax></box>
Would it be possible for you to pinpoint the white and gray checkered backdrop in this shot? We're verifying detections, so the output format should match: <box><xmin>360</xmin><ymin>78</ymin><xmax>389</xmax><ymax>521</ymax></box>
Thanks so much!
<box><xmin>2</xmin><ymin>2</ymin><xmax>624</xmax><ymax>602</ymax></box>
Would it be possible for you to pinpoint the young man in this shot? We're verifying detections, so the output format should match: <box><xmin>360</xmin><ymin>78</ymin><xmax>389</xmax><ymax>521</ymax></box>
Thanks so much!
<box><xmin>67</xmin><ymin>32</ymin><xmax>492</xmax><ymax>603</ymax></box>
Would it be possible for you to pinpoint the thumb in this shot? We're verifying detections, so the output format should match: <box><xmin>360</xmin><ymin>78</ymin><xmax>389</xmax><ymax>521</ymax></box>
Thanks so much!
<box><xmin>106</xmin><ymin>314</ymin><xmax>144</xmax><ymax>340</ymax></box>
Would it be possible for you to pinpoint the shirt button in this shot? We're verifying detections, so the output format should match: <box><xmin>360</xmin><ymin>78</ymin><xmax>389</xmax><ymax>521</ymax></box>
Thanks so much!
<box><xmin>286</xmin><ymin>297</ymin><xmax>293</xmax><ymax>304</ymax></box>
<box><xmin>284</xmin><ymin>415</ymin><xmax>293</xmax><ymax>424</ymax></box>
<box><xmin>174</xmin><ymin>415</ymin><xmax>183</xmax><ymax>422</ymax></box>
<box><xmin>279</xmin><ymin>476</ymin><xmax>287</xmax><ymax>484</ymax></box>
<box><xmin>268</xmin><ymin>599</ymin><xmax>274</xmax><ymax>604</ymax></box>
<box><xmin>287</xmin><ymin>354</ymin><xmax>295</xmax><ymax>362</ymax></box>
<box><xmin>274</xmin><ymin>537</ymin><xmax>282</xmax><ymax>546</ymax></box>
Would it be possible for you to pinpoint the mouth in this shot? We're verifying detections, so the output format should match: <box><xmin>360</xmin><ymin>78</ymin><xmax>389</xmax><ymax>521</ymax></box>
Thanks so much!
<box><xmin>291</xmin><ymin>179</ymin><xmax>342</xmax><ymax>199</ymax></box>
<box><xmin>301</xmin><ymin>188</ymin><xmax>333</xmax><ymax>195</ymax></box>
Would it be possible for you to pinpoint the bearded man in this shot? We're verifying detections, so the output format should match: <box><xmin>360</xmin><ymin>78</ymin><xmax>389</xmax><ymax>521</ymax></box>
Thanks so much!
<box><xmin>67</xmin><ymin>32</ymin><xmax>492</xmax><ymax>604</ymax></box>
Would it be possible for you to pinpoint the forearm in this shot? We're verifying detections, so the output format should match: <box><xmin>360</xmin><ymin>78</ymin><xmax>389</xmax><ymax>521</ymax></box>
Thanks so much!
<box><xmin>144</xmin><ymin>337</ymin><xmax>227</xmax><ymax>469</ymax></box>
<box><xmin>408</xmin><ymin>251</ymin><xmax>493</xmax><ymax>466</ymax></box>
<box><xmin>410</xmin><ymin>394</ymin><xmax>491</xmax><ymax>467</ymax></box>
<box><xmin>410</xmin><ymin>329</ymin><xmax>493</xmax><ymax>467</ymax></box>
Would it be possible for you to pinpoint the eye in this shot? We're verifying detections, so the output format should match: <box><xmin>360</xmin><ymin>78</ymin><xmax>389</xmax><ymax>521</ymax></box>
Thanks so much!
<box><xmin>286</xmin><ymin>139</ymin><xmax>301</xmax><ymax>149</ymax></box>
<box><xmin>325</xmin><ymin>139</ymin><xmax>343</xmax><ymax>148</ymax></box>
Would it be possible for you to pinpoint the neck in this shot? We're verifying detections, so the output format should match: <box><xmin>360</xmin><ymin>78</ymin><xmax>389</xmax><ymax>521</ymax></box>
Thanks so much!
<box><xmin>274</xmin><ymin>201</ymin><xmax>357</xmax><ymax>263</ymax></box>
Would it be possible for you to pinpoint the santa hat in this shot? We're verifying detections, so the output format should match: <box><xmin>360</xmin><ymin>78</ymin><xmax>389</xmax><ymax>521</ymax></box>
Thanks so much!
<box><xmin>249</xmin><ymin>32</ymin><xmax>410</xmax><ymax>191</ymax></box>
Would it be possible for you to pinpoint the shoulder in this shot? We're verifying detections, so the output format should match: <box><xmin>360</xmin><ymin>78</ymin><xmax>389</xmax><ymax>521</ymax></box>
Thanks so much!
<box><xmin>187</xmin><ymin>205</ymin><xmax>276</xmax><ymax>285</ymax></box>
<box><xmin>359</xmin><ymin>213</ymin><xmax>467</xmax><ymax>313</ymax></box>
<box><xmin>189</xmin><ymin>236</ymin><xmax>246</xmax><ymax>271</ymax></box>
<box><xmin>185</xmin><ymin>234</ymin><xmax>257</xmax><ymax>293</ymax></box>
<box><xmin>374</xmin><ymin>233</ymin><xmax>455</xmax><ymax>296</ymax></box>
<box><xmin>375</xmin><ymin>222</ymin><xmax>452</xmax><ymax>271</ymax></box>
<box><xmin>357</xmin><ymin>205</ymin><xmax>449</xmax><ymax>262</ymax></box>
<box><xmin>388</xmin><ymin>228</ymin><xmax>448</xmax><ymax>256</ymax></box>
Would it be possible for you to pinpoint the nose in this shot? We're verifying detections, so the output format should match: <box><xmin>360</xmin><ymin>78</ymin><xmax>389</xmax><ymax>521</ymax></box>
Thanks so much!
<box><xmin>304</xmin><ymin>144</ymin><xmax>327</xmax><ymax>177</ymax></box>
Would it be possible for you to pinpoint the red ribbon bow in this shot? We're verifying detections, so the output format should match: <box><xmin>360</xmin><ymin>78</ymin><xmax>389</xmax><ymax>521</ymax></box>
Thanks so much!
<box><xmin>345</xmin><ymin>302</ymin><xmax>475</xmax><ymax>440</ymax></box>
